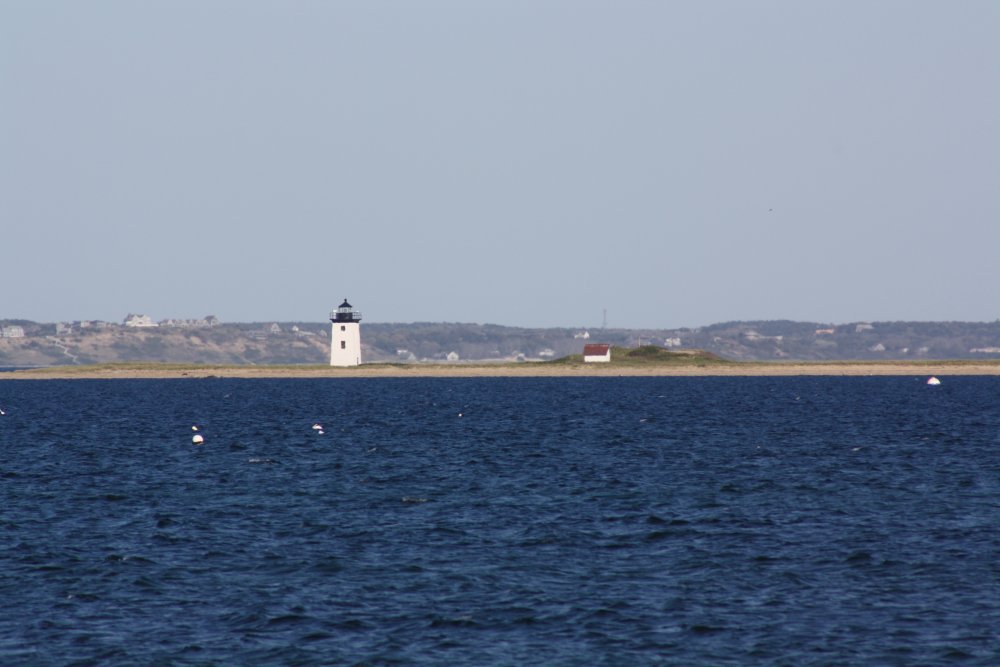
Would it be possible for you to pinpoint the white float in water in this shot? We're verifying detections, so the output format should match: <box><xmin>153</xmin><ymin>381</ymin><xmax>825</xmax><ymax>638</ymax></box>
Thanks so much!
<box><xmin>927</xmin><ymin>376</ymin><xmax>941</xmax><ymax>386</ymax></box>
<box><xmin>192</xmin><ymin>434</ymin><xmax>204</xmax><ymax>444</ymax></box>
<box><xmin>192</xmin><ymin>425</ymin><xmax>199</xmax><ymax>431</ymax></box>
<box><xmin>317</xmin><ymin>430</ymin><xmax>324</xmax><ymax>435</ymax></box>
<box><xmin>312</xmin><ymin>423</ymin><xmax>323</xmax><ymax>430</ymax></box>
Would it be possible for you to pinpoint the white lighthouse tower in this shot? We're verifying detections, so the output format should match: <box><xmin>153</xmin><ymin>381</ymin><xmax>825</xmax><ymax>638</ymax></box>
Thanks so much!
<box><xmin>330</xmin><ymin>298</ymin><xmax>362</xmax><ymax>366</ymax></box>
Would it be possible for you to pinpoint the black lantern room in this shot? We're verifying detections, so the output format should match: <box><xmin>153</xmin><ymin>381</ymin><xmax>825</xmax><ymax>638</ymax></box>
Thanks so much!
<box><xmin>330</xmin><ymin>299</ymin><xmax>362</xmax><ymax>323</ymax></box>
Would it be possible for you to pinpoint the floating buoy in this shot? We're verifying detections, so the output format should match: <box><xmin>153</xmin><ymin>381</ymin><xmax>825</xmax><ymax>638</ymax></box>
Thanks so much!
<box><xmin>192</xmin><ymin>434</ymin><xmax>204</xmax><ymax>444</ymax></box>
<box><xmin>927</xmin><ymin>377</ymin><xmax>941</xmax><ymax>386</ymax></box>
<box><xmin>317</xmin><ymin>430</ymin><xmax>324</xmax><ymax>435</ymax></box>
<box><xmin>312</xmin><ymin>424</ymin><xmax>323</xmax><ymax>430</ymax></box>
<box><xmin>192</xmin><ymin>425</ymin><xmax>199</xmax><ymax>431</ymax></box>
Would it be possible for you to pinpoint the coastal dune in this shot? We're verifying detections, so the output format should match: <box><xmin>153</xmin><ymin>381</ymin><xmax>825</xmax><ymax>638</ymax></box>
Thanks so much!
<box><xmin>6</xmin><ymin>361</ymin><xmax>1000</xmax><ymax>379</ymax></box>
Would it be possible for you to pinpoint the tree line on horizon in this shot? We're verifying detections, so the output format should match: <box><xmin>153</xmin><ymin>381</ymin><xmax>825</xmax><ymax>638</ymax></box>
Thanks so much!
<box><xmin>3</xmin><ymin>318</ymin><xmax>1000</xmax><ymax>366</ymax></box>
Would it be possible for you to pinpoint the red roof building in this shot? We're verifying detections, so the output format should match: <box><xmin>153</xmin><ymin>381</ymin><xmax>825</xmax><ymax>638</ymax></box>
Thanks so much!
<box><xmin>583</xmin><ymin>343</ymin><xmax>611</xmax><ymax>363</ymax></box>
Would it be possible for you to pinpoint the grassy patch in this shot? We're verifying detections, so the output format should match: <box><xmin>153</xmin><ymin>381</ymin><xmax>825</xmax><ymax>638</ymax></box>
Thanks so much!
<box><xmin>547</xmin><ymin>346</ymin><xmax>729</xmax><ymax>366</ymax></box>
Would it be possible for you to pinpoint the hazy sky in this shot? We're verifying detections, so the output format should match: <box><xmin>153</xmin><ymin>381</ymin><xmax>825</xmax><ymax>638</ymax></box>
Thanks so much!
<box><xmin>3</xmin><ymin>1</ymin><xmax>998</xmax><ymax>328</ymax></box>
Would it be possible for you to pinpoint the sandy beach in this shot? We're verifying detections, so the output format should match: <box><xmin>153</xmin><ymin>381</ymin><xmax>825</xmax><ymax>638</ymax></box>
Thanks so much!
<box><xmin>5</xmin><ymin>361</ymin><xmax>1000</xmax><ymax>380</ymax></box>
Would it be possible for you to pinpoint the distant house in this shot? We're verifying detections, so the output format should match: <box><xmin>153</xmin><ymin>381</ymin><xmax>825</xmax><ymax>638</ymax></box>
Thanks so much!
<box><xmin>664</xmin><ymin>337</ymin><xmax>682</xmax><ymax>347</ymax></box>
<box><xmin>269</xmin><ymin>323</ymin><xmax>282</xmax><ymax>334</ymax></box>
<box><xmin>855</xmin><ymin>323</ymin><xmax>874</xmax><ymax>333</ymax></box>
<box><xmin>743</xmin><ymin>330</ymin><xmax>783</xmax><ymax>343</ymax></box>
<box><xmin>123</xmin><ymin>314</ymin><xmax>157</xmax><ymax>327</ymax></box>
<box><xmin>161</xmin><ymin>318</ymin><xmax>209</xmax><ymax>328</ymax></box>
<box><xmin>538</xmin><ymin>348</ymin><xmax>555</xmax><ymax>358</ymax></box>
<box><xmin>583</xmin><ymin>343</ymin><xmax>611</xmax><ymax>363</ymax></box>
<box><xmin>574</xmin><ymin>331</ymin><xmax>591</xmax><ymax>339</ymax></box>
<box><xmin>815</xmin><ymin>329</ymin><xmax>835</xmax><ymax>336</ymax></box>
<box><xmin>446</xmin><ymin>351</ymin><xmax>460</xmax><ymax>361</ymax></box>
<box><xmin>0</xmin><ymin>325</ymin><xmax>25</xmax><ymax>338</ymax></box>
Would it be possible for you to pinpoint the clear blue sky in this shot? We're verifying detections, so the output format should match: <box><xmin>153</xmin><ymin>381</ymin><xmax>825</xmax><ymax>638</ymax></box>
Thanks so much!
<box><xmin>3</xmin><ymin>1</ymin><xmax>998</xmax><ymax>328</ymax></box>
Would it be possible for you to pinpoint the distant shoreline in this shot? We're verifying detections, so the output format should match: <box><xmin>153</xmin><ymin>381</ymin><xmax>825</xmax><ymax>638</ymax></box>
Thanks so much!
<box><xmin>4</xmin><ymin>361</ymin><xmax>1000</xmax><ymax>379</ymax></box>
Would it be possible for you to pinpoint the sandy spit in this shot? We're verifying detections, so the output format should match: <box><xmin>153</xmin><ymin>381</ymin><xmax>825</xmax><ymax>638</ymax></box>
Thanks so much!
<box><xmin>4</xmin><ymin>362</ymin><xmax>1000</xmax><ymax>380</ymax></box>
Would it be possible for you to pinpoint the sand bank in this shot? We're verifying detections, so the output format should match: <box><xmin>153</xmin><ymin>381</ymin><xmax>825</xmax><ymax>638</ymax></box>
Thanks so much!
<box><xmin>4</xmin><ymin>361</ymin><xmax>1000</xmax><ymax>379</ymax></box>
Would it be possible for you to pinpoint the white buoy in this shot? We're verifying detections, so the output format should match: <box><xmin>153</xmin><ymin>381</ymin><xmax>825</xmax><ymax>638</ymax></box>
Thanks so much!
<box><xmin>927</xmin><ymin>377</ymin><xmax>941</xmax><ymax>386</ymax></box>
<box><xmin>312</xmin><ymin>423</ymin><xmax>323</xmax><ymax>430</ymax></box>
<box><xmin>317</xmin><ymin>430</ymin><xmax>324</xmax><ymax>435</ymax></box>
<box><xmin>192</xmin><ymin>434</ymin><xmax>204</xmax><ymax>444</ymax></box>
<box><xmin>192</xmin><ymin>425</ymin><xmax>199</xmax><ymax>431</ymax></box>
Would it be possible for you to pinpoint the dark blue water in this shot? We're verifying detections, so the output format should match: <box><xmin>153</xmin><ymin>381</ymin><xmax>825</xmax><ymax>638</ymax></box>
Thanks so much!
<box><xmin>1</xmin><ymin>377</ymin><xmax>998</xmax><ymax>665</ymax></box>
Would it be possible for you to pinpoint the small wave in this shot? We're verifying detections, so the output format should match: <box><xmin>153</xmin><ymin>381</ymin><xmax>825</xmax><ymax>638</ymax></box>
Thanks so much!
<box><xmin>845</xmin><ymin>550</ymin><xmax>873</xmax><ymax>564</ymax></box>
<box><xmin>311</xmin><ymin>556</ymin><xmax>342</xmax><ymax>573</ymax></box>
<box><xmin>429</xmin><ymin>615</ymin><xmax>479</xmax><ymax>628</ymax></box>
<box><xmin>941</xmin><ymin>647</ymin><xmax>975</xmax><ymax>660</ymax></box>
<box><xmin>266</xmin><ymin>614</ymin><xmax>311</xmax><ymax>627</ymax></box>
<box><xmin>644</xmin><ymin>530</ymin><xmax>676</xmax><ymax>542</ymax></box>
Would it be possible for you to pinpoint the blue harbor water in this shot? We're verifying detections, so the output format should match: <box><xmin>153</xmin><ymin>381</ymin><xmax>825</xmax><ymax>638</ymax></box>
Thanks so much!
<box><xmin>1</xmin><ymin>376</ymin><xmax>998</xmax><ymax>665</ymax></box>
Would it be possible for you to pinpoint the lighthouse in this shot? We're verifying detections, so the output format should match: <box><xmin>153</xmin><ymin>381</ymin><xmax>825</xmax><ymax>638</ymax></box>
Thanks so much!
<box><xmin>330</xmin><ymin>299</ymin><xmax>362</xmax><ymax>366</ymax></box>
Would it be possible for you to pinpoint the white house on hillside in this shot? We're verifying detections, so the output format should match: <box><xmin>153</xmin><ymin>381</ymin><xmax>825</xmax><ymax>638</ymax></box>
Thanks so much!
<box><xmin>123</xmin><ymin>314</ymin><xmax>157</xmax><ymax>327</ymax></box>
<box><xmin>0</xmin><ymin>325</ymin><xmax>25</xmax><ymax>338</ymax></box>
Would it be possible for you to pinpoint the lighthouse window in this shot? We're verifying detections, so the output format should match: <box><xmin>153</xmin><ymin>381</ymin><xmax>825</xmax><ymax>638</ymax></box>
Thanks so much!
<box><xmin>341</xmin><ymin>341</ymin><xmax>346</xmax><ymax>349</ymax></box>
<box><xmin>340</xmin><ymin>325</ymin><xmax>345</xmax><ymax>331</ymax></box>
